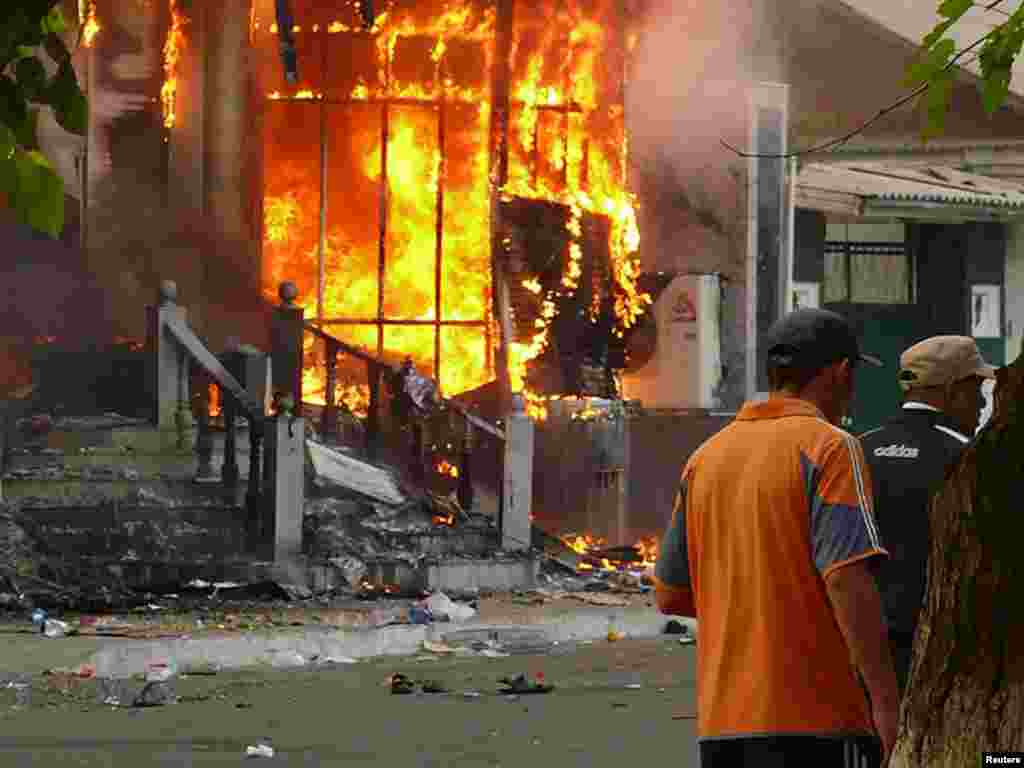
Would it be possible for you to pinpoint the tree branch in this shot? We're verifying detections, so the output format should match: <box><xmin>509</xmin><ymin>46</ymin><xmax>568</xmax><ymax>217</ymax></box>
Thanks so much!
<box><xmin>721</xmin><ymin>22</ymin><xmax>1000</xmax><ymax>159</ymax></box>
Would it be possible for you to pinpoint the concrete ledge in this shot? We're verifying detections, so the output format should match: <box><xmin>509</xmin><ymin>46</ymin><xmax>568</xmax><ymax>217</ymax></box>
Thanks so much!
<box><xmin>86</xmin><ymin>604</ymin><xmax>695</xmax><ymax>678</ymax></box>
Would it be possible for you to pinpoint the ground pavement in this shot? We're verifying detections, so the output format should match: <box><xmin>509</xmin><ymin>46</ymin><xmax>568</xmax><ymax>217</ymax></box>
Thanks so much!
<box><xmin>0</xmin><ymin>636</ymin><xmax>699</xmax><ymax>766</ymax></box>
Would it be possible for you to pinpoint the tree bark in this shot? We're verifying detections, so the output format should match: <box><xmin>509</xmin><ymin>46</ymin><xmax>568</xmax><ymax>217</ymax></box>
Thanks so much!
<box><xmin>890</xmin><ymin>355</ymin><xmax>1024</xmax><ymax>766</ymax></box>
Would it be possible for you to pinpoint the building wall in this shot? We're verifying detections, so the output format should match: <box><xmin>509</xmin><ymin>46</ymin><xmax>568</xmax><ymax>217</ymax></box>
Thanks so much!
<box><xmin>1006</xmin><ymin>222</ymin><xmax>1024</xmax><ymax>364</ymax></box>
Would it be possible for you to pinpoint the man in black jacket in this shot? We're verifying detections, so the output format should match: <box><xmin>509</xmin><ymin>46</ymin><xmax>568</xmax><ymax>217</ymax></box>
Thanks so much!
<box><xmin>860</xmin><ymin>336</ymin><xmax>996</xmax><ymax>697</ymax></box>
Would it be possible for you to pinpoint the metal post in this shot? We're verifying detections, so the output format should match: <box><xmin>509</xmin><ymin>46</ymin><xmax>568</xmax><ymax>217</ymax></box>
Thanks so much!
<box><xmin>272</xmin><ymin>281</ymin><xmax>305</xmax><ymax>417</ymax></box>
<box><xmin>221</xmin><ymin>385</ymin><xmax>239</xmax><ymax>488</ymax></box>
<box><xmin>489</xmin><ymin>0</ymin><xmax>515</xmax><ymax>414</ymax></box>
<box><xmin>435</xmin><ymin>99</ymin><xmax>446</xmax><ymax>391</ymax></box>
<box><xmin>377</xmin><ymin>54</ymin><xmax>391</xmax><ymax>360</ymax></box>
<box><xmin>246</xmin><ymin>418</ymin><xmax>263</xmax><ymax>525</ymax></box>
<box><xmin>366</xmin><ymin>362</ymin><xmax>380</xmax><ymax>461</ymax></box>
<box><xmin>194</xmin><ymin>381</ymin><xmax>216</xmax><ymax>482</ymax></box>
<box><xmin>457</xmin><ymin>414</ymin><xmax>474</xmax><ymax>511</ymax></box>
<box><xmin>321</xmin><ymin>338</ymin><xmax>339</xmax><ymax>439</ymax></box>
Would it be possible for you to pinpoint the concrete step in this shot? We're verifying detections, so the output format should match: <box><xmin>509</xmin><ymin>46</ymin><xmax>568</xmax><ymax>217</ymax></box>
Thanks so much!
<box><xmin>307</xmin><ymin>555</ymin><xmax>540</xmax><ymax>595</ymax></box>
<box><xmin>16</xmin><ymin>502</ymin><xmax>252</xmax><ymax>561</ymax></box>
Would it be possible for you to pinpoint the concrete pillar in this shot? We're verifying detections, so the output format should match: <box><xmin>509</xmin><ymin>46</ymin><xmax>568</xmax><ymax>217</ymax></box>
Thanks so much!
<box><xmin>262</xmin><ymin>412</ymin><xmax>305</xmax><ymax>562</ymax></box>
<box><xmin>271</xmin><ymin>282</ymin><xmax>304</xmax><ymax>416</ymax></box>
<box><xmin>502</xmin><ymin>395</ymin><xmax>534</xmax><ymax>552</ymax></box>
<box><xmin>168</xmin><ymin>0</ymin><xmax>205</xmax><ymax>216</ymax></box>
<box><xmin>145</xmin><ymin>280</ymin><xmax>189</xmax><ymax>430</ymax></box>
<box><xmin>202</xmin><ymin>0</ymin><xmax>261</xmax><ymax>287</ymax></box>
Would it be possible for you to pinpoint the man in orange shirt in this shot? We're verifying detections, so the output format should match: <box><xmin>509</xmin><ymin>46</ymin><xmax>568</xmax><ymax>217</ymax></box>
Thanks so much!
<box><xmin>655</xmin><ymin>308</ymin><xmax>900</xmax><ymax>767</ymax></box>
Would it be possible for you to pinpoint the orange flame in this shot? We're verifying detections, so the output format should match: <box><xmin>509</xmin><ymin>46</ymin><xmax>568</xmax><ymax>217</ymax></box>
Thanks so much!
<box><xmin>160</xmin><ymin>0</ymin><xmax>187</xmax><ymax>129</ymax></box>
<box><xmin>436</xmin><ymin>460</ymin><xmax>459</xmax><ymax>479</ymax></box>
<box><xmin>255</xmin><ymin>1</ymin><xmax>648</xmax><ymax>418</ymax></box>
<box><xmin>207</xmin><ymin>383</ymin><xmax>221</xmax><ymax>418</ymax></box>
<box><xmin>81</xmin><ymin>1</ymin><xmax>100</xmax><ymax>48</ymax></box>
<box><xmin>561</xmin><ymin>531</ymin><xmax>659</xmax><ymax>571</ymax></box>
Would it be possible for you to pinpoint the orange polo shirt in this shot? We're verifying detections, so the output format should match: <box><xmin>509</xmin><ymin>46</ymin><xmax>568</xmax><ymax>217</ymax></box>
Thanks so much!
<box><xmin>655</xmin><ymin>397</ymin><xmax>888</xmax><ymax>742</ymax></box>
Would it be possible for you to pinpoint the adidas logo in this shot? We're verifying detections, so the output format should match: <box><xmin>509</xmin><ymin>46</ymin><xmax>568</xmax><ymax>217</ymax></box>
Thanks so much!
<box><xmin>873</xmin><ymin>444</ymin><xmax>920</xmax><ymax>459</ymax></box>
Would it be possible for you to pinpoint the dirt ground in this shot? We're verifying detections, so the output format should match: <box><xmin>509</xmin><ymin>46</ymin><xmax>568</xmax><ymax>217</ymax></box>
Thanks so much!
<box><xmin>0</xmin><ymin>636</ymin><xmax>699</xmax><ymax>766</ymax></box>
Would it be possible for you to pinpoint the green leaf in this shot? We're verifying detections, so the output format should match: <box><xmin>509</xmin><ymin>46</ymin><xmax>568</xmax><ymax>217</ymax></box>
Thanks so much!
<box><xmin>14</xmin><ymin>108</ymin><xmax>39</xmax><ymax>150</ymax></box>
<box><xmin>43</xmin><ymin>58</ymin><xmax>86</xmax><ymax>135</ymax></box>
<box><xmin>922</xmin><ymin>71</ymin><xmax>954</xmax><ymax>140</ymax></box>
<box><xmin>905</xmin><ymin>37</ymin><xmax>957</xmax><ymax>89</ymax></box>
<box><xmin>0</xmin><ymin>74</ymin><xmax>29</xmax><ymax>137</ymax></box>
<box><xmin>14</xmin><ymin>56</ymin><xmax>47</xmax><ymax>102</ymax></box>
<box><xmin>41</xmin><ymin>6</ymin><xmax>66</xmax><ymax>36</ymax></box>
<box><xmin>10</xmin><ymin>148</ymin><xmax>64</xmax><ymax>237</ymax></box>
<box><xmin>937</xmin><ymin>0</ymin><xmax>974</xmax><ymax>21</ymax></box>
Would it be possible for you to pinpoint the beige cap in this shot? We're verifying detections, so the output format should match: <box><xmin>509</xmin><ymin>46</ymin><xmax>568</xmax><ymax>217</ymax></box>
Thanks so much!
<box><xmin>898</xmin><ymin>336</ymin><xmax>997</xmax><ymax>392</ymax></box>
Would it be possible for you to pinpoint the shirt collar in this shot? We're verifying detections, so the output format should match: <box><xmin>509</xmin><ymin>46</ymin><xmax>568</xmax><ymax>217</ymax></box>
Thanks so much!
<box><xmin>902</xmin><ymin>402</ymin><xmax>942</xmax><ymax>414</ymax></box>
<box><xmin>737</xmin><ymin>397</ymin><xmax>825</xmax><ymax>421</ymax></box>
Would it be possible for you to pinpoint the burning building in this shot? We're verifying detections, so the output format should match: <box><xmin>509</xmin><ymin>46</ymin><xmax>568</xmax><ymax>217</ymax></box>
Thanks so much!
<box><xmin>6</xmin><ymin>0</ymin><xmax>764</xmax><ymax>569</ymax></box>
<box><xmin>249</xmin><ymin>0</ymin><xmax>648</xmax><ymax>419</ymax></box>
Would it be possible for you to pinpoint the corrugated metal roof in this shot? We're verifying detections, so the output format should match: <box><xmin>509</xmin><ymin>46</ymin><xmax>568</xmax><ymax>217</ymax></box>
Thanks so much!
<box><xmin>797</xmin><ymin>162</ymin><xmax>1024</xmax><ymax>210</ymax></box>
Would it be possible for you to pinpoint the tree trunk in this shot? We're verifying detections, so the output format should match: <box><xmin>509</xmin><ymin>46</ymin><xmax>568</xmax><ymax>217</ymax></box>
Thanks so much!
<box><xmin>890</xmin><ymin>356</ymin><xmax>1024</xmax><ymax>766</ymax></box>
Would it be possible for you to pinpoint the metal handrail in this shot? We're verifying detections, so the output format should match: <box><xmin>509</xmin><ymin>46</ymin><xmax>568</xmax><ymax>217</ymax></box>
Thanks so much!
<box><xmin>303</xmin><ymin>321</ymin><xmax>505</xmax><ymax>441</ymax></box>
<box><xmin>163</xmin><ymin>314</ymin><xmax>264</xmax><ymax>422</ymax></box>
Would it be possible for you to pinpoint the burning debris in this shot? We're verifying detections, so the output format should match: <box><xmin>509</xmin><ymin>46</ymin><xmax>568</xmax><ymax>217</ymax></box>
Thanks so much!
<box><xmin>560</xmin><ymin>532</ymin><xmax>658</xmax><ymax>573</ymax></box>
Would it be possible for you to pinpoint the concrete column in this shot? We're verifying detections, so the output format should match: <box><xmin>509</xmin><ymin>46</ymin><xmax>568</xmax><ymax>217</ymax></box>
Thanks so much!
<box><xmin>202</xmin><ymin>0</ymin><xmax>260</xmax><ymax>285</ymax></box>
<box><xmin>1005</xmin><ymin>222</ymin><xmax>1024</xmax><ymax>364</ymax></box>
<box><xmin>262</xmin><ymin>412</ymin><xmax>305</xmax><ymax>562</ymax></box>
<box><xmin>271</xmin><ymin>282</ymin><xmax>305</xmax><ymax>416</ymax></box>
<box><xmin>145</xmin><ymin>280</ymin><xmax>189</xmax><ymax>430</ymax></box>
<box><xmin>168</xmin><ymin>0</ymin><xmax>205</xmax><ymax>216</ymax></box>
<box><xmin>502</xmin><ymin>395</ymin><xmax>534</xmax><ymax>552</ymax></box>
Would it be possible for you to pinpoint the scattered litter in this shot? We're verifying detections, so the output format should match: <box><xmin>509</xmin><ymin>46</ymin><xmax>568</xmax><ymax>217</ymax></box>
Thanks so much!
<box><xmin>409</xmin><ymin>606</ymin><xmax>434</xmax><ymax>625</ymax></box>
<box><xmin>679</xmin><ymin>635</ymin><xmax>695</xmax><ymax>646</ymax></box>
<box><xmin>421</xmin><ymin>680</ymin><xmax>448</xmax><ymax>694</ymax></box>
<box><xmin>43</xmin><ymin>619</ymin><xmax>70</xmax><ymax>638</ymax></box>
<box><xmin>269</xmin><ymin>650</ymin><xmax>307</xmax><ymax>669</ymax></box>
<box><xmin>461</xmin><ymin>691</ymin><xmax>481</xmax><ymax>699</ymax></box>
<box><xmin>422</xmin><ymin>640</ymin><xmax>459</xmax><ymax>655</ymax></box>
<box><xmin>132</xmin><ymin>660</ymin><xmax>176</xmax><ymax>707</ymax></box>
<box><xmin>245</xmin><ymin>743</ymin><xmax>275</xmax><ymax>759</ymax></box>
<box><xmin>664</xmin><ymin>619</ymin><xmax>686</xmax><ymax>635</ymax></box>
<box><xmin>319</xmin><ymin>655</ymin><xmax>358</xmax><ymax>665</ymax></box>
<box><xmin>478</xmin><ymin>649</ymin><xmax>511</xmax><ymax>658</ymax></box>
<box><xmin>424</xmin><ymin>592</ymin><xmax>477</xmax><ymax>623</ymax></box>
<box><xmin>623</xmin><ymin>684</ymin><xmax>642</xmax><ymax>689</ymax></box>
<box><xmin>498</xmin><ymin>674</ymin><xmax>553</xmax><ymax>695</ymax></box>
<box><xmin>607</xmin><ymin>616</ymin><xmax>623</xmax><ymax>643</ymax></box>
<box><xmin>390</xmin><ymin>673</ymin><xmax>415</xmax><ymax>695</ymax></box>
<box><xmin>180</xmin><ymin>662</ymin><xmax>220</xmax><ymax>676</ymax></box>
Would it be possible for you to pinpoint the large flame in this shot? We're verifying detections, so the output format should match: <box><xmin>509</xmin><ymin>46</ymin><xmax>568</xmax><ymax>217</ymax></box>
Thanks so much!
<box><xmin>81</xmin><ymin>0</ymin><xmax>100</xmax><ymax>48</ymax></box>
<box><xmin>161</xmin><ymin>0</ymin><xmax>187</xmax><ymax>130</ymax></box>
<box><xmin>255</xmin><ymin>0</ymin><xmax>647</xmax><ymax>417</ymax></box>
<box><xmin>562</xmin><ymin>531</ymin><xmax>659</xmax><ymax>571</ymax></box>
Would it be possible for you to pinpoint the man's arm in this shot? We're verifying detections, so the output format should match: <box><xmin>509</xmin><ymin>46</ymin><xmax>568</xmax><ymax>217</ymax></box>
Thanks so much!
<box><xmin>812</xmin><ymin>433</ymin><xmax>899</xmax><ymax>757</ymax></box>
<box><xmin>825</xmin><ymin>561</ymin><xmax>899</xmax><ymax>712</ymax></box>
<box><xmin>654</xmin><ymin>479</ymin><xmax>696</xmax><ymax>618</ymax></box>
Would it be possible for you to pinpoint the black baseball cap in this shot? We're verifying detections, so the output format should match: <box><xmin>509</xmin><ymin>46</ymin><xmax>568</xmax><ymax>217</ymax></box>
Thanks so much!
<box><xmin>765</xmin><ymin>308</ymin><xmax>883</xmax><ymax>371</ymax></box>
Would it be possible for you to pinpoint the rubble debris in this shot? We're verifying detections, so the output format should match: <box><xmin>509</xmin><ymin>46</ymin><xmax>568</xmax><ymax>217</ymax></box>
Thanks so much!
<box><xmin>409</xmin><ymin>605</ymin><xmax>433</xmax><ymax>625</ymax></box>
<box><xmin>328</xmin><ymin>555</ymin><xmax>368</xmax><ymax>590</ymax></box>
<box><xmin>664</xmin><ymin>619</ymin><xmax>685</xmax><ymax>635</ymax></box>
<box><xmin>424</xmin><ymin>591</ymin><xmax>476</xmax><ymax>623</ymax></box>
<box><xmin>306</xmin><ymin>440</ymin><xmax>406</xmax><ymax>506</ymax></box>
